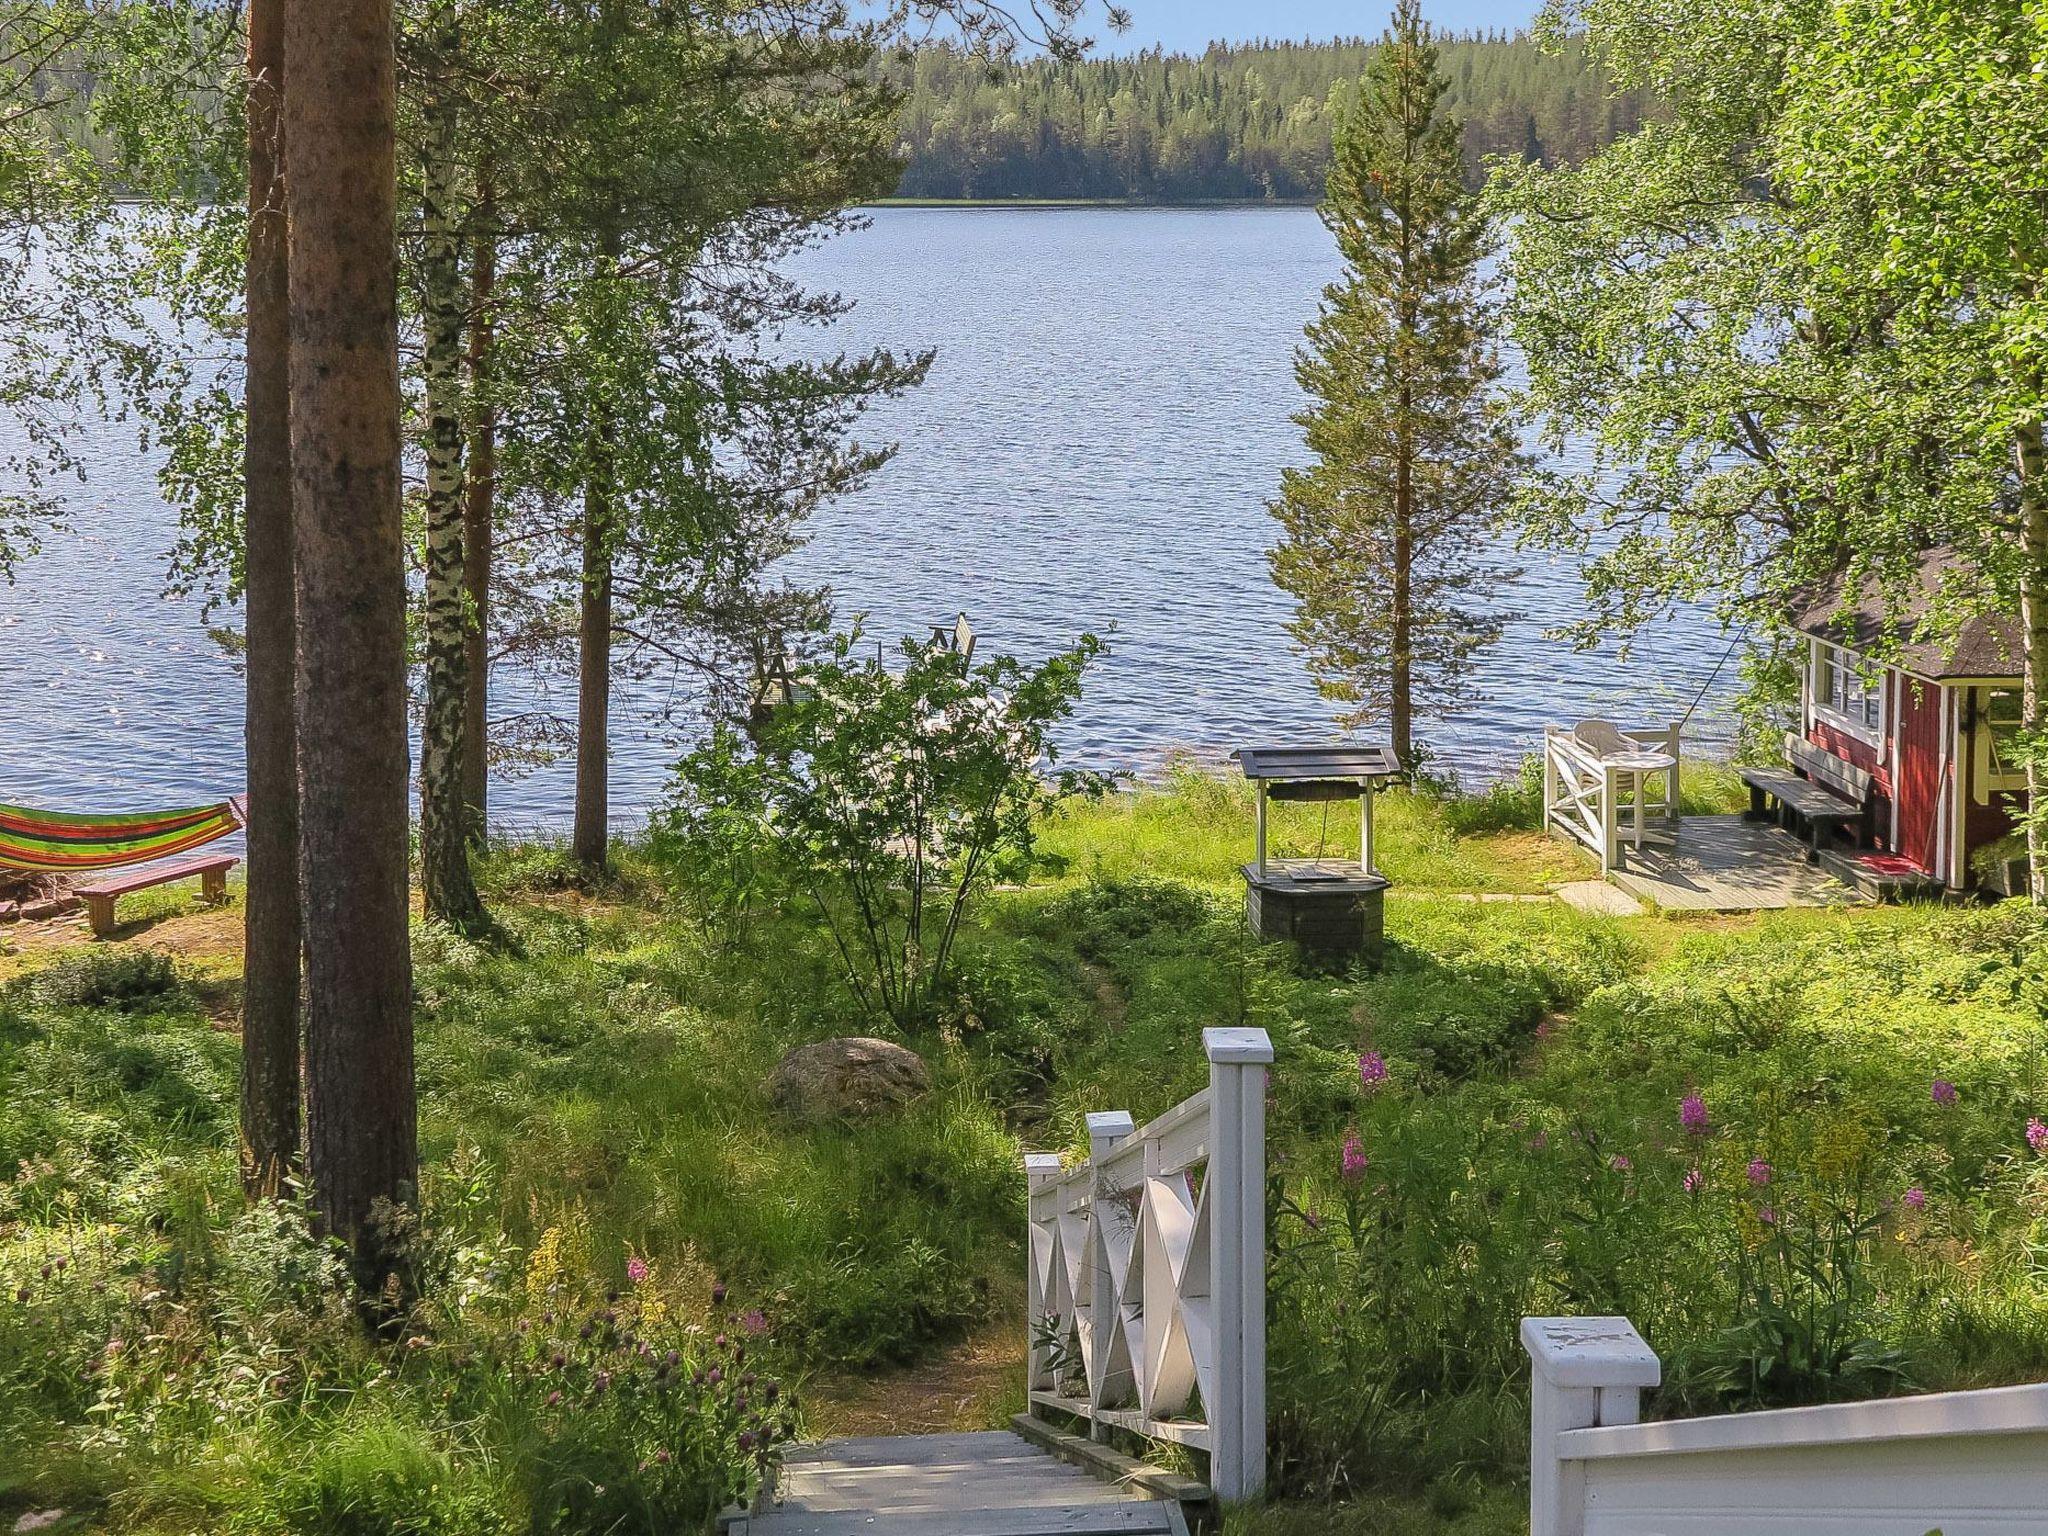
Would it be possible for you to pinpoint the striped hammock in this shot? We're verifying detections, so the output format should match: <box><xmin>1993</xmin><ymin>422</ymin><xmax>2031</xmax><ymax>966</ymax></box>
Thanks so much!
<box><xmin>0</xmin><ymin>799</ymin><xmax>244</xmax><ymax>873</ymax></box>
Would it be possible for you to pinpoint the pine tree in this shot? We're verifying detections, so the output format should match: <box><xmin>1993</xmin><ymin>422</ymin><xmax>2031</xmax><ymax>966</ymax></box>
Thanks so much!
<box><xmin>1266</xmin><ymin>0</ymin><xmax>1522</xmax><ymax>763</ymax></box>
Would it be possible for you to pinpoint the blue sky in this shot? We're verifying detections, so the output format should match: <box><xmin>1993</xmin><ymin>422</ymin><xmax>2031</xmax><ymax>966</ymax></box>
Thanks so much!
<box><xmin>1105</xmin><ymin>1</ymin><xmax>1543</xmax><ymax>53</ymax></box>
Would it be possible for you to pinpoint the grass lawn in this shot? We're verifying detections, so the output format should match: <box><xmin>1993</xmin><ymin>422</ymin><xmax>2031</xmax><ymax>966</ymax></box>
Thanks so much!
<box><xmin>1</xmin><ymin>774</ymin><xmax>2044</xmax><ymax>1532</ymax></box>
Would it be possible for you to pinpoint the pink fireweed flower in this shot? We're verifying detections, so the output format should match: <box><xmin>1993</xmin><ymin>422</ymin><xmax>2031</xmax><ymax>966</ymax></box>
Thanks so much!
<box><xmin>626</xmin><ymin>1257</ymin><xmax>649</xmax><ymax>1284</ymax></box>
<box><xmin>1904</xmin><ymin>1186</ymin><xmax>1928</xmax><ymax>1210</ymax></box>
<box><xmin>1679</xmin><ymin>1092</ymin><xmax>1710</xmax><ymax>1136</ymax></box>
<box><xmin>2028</xmin><ymin>1118</ymin><xmax>2048</xmax><ymax>1153</ymax></box>
<box><xmin>1931</xmin><ymin>1079</ymin><xmax>1959</xmax><ymax>1107</ymax></box>
<box><xmin>1683</xmin><ymin>1168</ymin><xmax>1703</xmax><ymax>1195</ymax></box>
<box><xmin>1747</xmin><ymin>1159</ymin><xmax>1773</xmax><ymax>1188</ymax></box>
<box><xmin>1340</xmin><ymin>1132</ymin><xmax>1368</xmax><ymax>1184</ymax></box>
<box><xmin>1358</xmin><ymin>1052</ymin><xmax>1388</xmax><ymax>1089</ymax></box>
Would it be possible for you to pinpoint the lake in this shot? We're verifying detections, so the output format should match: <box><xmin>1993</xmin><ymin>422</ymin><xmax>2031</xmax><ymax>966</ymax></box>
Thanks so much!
<box><xmin>0</xmin><ymin>207</ymin><xmax>1735</xmax><ymax>832</ymax></box>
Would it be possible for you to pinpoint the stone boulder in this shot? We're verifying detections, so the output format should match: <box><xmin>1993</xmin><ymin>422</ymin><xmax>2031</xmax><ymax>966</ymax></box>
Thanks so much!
<box><xmin>767</xmin><ymin>1036</ymin><xmax>929</xmax><ymax>1120</ymax></box>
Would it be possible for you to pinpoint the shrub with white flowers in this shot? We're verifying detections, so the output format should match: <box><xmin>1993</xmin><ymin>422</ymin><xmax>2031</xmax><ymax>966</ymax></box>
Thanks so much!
<box><xmin>666</xmin><ymin>628</ymin><xmax>1109</xmax><ymax>1026</ymax></box>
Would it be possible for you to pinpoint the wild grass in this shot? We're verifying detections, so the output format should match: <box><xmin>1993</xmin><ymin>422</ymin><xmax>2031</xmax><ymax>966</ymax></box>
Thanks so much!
<box><xmin>0</xmin><ymin>768</ymin><xmax>2043</xmax><ymax>1533</ymax></box>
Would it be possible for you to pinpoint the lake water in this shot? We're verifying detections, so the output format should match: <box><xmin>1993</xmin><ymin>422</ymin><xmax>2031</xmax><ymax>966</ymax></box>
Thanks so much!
<box><xmin>0</xmin><ymin>207</ymin><xmax>1735</xmax><ymax>832</ymax></box>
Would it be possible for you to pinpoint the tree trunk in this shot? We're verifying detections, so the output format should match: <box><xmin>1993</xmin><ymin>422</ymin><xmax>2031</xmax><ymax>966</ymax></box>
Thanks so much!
<box><xmin>284</xmin><ymin>0</ymin><xmax>417</xmax><ymax>1292</ymax></box>
<box><xmin>417</xmin><ymin>63</ymin><xmax>488</xmax><ymax>935</ymax></box>
<box><xmin>2017</xmin><ymin>417</ymin><xmax>2048</xmax><ymax>904</ymax></box>
<box><xmin>572</xmin><ymin>231</ymin><xmax>620</xmax><ymax>876</ymax></box>
<box><xmin>572</xmin><ymin>443</ymin><xmax>614</xmax><ymax>874</ymax></box>
<box><xmin>241</xmin><ymin>0</ymin><xmax>299</xmax><ymax>1200</ymax></box>
<box><xmin>460</xmin><ymin>211</ymin><xmax>496</xmax><ymax>840</ymax></box>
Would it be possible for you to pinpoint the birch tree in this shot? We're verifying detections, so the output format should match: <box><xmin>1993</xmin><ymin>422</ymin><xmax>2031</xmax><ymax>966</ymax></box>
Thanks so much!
<box><xmin>1777</xmin><ymin>0</ymin><xmax>2048</xmax><ymax>899</ymax></box>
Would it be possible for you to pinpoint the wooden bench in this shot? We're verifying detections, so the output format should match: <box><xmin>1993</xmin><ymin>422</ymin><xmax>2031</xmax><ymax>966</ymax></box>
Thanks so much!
<box><xmin>77</xmin><ymin>853</ymin><xmax>237</xmax><ymax>937</ymax></box>
<box><xmin>1739</xmin><ymin>733</ymin><xmax>1873</xmax><ymax>860</ymax></box>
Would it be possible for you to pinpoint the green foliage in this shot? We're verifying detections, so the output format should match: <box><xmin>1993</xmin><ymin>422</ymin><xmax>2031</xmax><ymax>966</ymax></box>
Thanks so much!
<box><xmin>20</xmin><ymin>948</ymin><xmax>182</xmax><ymax>1012</ymax></box>
<box><xmin>888</xmin><ymin>33</ymin><xmax>1652</xmax><ymax>202</ymax></box>
<box><xmin>7</xmin><ymin>777</ymin><xmax>2048</xmax><ymax>1528</ymax></box>
<box><xmin>664</xmin><ymin>630</ymin><xmax>1109</xmax><ymax>1027</ymax></box>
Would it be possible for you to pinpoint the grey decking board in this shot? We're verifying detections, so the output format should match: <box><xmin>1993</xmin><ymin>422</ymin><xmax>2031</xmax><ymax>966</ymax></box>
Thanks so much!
<box><xmin>745</xmin><ymin>1507</ymin><xmax>1174</xmax><ymax>1536</ymax></box>
<box><xmin>1606</xmin><ymin>815</ymin><xmax>1858</xmax><ymax>913</ymax></box>
<box><xmin>751</xmin><ymin>1430</ymin><xmax>1176</xmax><ymax>1536</ymax></box>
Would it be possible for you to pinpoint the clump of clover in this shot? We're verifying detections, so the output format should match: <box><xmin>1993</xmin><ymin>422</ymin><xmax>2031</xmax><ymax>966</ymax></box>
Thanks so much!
<box><xmin>668</xmin><ymin>628</ymin><xmax>1108</xmax><ymax>1027</ymax></box>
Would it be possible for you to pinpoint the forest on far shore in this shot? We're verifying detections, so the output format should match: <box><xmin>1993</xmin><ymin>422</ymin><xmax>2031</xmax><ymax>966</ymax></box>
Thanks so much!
<box><xmin>885</xmin><ymin>32</ymin><xmax>1650</xmax><ymax>202</ymax></box>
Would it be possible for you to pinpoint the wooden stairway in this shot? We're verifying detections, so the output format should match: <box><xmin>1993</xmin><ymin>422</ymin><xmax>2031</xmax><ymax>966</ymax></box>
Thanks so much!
<box><xmin>729</xmin><ymin>1430</ymin><xmax>1190</xmax><ymax>1536</ymax></box>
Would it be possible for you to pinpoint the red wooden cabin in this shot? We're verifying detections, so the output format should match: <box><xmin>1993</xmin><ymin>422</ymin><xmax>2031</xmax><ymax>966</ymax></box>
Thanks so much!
<box><xmin>1788</xmin><ymin>552</ymin><xmax>2028</xmax><ymax>894</ymax></box>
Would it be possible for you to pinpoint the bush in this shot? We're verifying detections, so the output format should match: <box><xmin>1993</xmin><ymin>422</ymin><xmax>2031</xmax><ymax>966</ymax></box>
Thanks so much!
<box><xmin>23</xmin><ymin>949</ymin><xmax>182</xmax><ymax>1011</ymax></box>
<box><xmin>664</xmin><ymin>629</ymin><xmax>1109</xmax><ymax>1028</ymax></box>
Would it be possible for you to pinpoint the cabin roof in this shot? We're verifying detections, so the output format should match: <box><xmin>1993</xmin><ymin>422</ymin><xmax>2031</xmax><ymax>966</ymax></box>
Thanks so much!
<box><xmin>1789</xmin><ymin>547</ymin><xmax>2022</xmax><ymax>681</ymax></box>
<box><xmin>1234</xmin><ymin>744</ymin><xmax>1403</xmax><ymax>783</ymax></box>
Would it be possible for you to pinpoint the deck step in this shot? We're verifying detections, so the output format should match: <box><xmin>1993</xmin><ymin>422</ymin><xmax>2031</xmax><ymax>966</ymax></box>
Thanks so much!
<box><xmin>736</xmin><ymin>1505</ymin><xmax>1177</xmax><ymax>1535</ymax></box>
<box><xmin>736</xmin><ymin>1430</ymin><xmax>1183</xmax><ymax>1536</ymax></box>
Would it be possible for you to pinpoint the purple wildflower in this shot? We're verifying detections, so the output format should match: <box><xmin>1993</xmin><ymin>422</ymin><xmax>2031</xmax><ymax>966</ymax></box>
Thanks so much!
<box><xmin>1609</xmin><ymin>1154</ymin><xmax>1632</xmax><ymax>1173</ymax></box>
<box><xmin>712</xmin><ymin>1282</ymin><xmax>728</xmax><ymax>1307</ymax></box>
<box><xmin>1931</xmin><ymin>1079</ymin><xmax>1959</xmax><ymax>1108</ymax></box>
<box><xmin>1747</xmin><ymin>1159</ymin><xmax>1773</xmax><ymax>1188</ymax></box>
<box><xmin>626</xmin><ymin>1257</ymin><xmax>649</xmax><ymax>1284</ymax></box>
<box><xmin>1904</xmin><ymin>1186</ymin><xmax>1927</xmax><ymax>1210</ymax></box>
<box><xmin>742</xmin><ymin>1308</ymin><xmax>769</xmax><ymax>1337</ymax></box>
<box><xmin>707</xmin><ymin>1366</ymin><xmax>724</xmax><ymax>1386</ymax></box>
<box><xmin>545</xmin><ymin>1390</ymin><xmax>562</xmax><ymax>1407</ymax></box>
<box><xmin>1358</xmin><ymin>1051</ymin><xmax>1389</xmax><ymax>1089</ymax></box>
<box><xmin>2028</xmin><ymin>1118</ymin><xmax>2048</xmax><ymax>1153</ymax></box>
<box><xmin>1758</xmin><ymin>1208</ymin><xmax>1776</xmax><ymax>1226</ymax></box>
<box><xmin>1340</xmin><ymin>1132</ymin><xmax>1368</xmax><ymax>1184</ymax></box>
<box><xmin>1683</xmin><ymin>1168</ymin><xmax>1703</xmax><ymax>1195</ymax></box>
<box><xmin>1679</xmin><ymin>1092</ymin><xmax>1710</xmax><ymax>1136</ymax></box>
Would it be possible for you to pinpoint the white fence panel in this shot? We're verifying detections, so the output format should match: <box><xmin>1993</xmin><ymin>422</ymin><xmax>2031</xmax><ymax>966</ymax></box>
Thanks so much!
<box><xmin>1524</xmin><ymin>1315</ymin><xmax>2048</xmax><ymax>1536</ymax></box>
<box><xmin>1025</xmin><ymin>1026</ymin><xmax>1272</xmax><ymax>1500</ymax></box>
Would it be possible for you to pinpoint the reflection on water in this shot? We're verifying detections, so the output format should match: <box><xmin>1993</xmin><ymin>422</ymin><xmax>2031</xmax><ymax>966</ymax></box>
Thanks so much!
<box><xmin>0</xmin><ymin>207</ymin><xmax>1734</xmax><ymax>835</ymax></box>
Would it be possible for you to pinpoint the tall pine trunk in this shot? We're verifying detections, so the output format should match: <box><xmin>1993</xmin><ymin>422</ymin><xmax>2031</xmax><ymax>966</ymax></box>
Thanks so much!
<box><xmin>241</xmin><ymin>0</ymin><xmax>299</xmax><ymax>1199</ymax></box>
<box><xmin>284</xmin><ymin>0</ymin><xmax>417</xmax><ymax>1291</ymax></box>
<box><xmin>2018</xmin><ymin>416</ymin><xmax>2048</xmax><ymax>904</ymax></box>
<box><xmin>572</xmin><ymin>231</ymin><xmax>620</xmax><ymax>876</ymax></box>
<box><xmin>460</xmin><ymin>213</ymin><xmax>496</xmax><ymax>840</ymax></box>
<box><xmin>572</xmin><ymin>438</ymin><xmax>614</xmax><ymax>874</ymax></box>
<box><xmin>417</xmin><ymin>63</ymin><xmax>487</xmax><ymax>935</ymax></box>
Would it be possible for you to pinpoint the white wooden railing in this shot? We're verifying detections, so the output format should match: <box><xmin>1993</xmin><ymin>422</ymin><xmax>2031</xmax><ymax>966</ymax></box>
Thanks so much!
<box><xmin>1024</xmin><ymin>1026</ymin><xmax>1273</xmax><ymax>1501</ymax></box>
<box><xmin>1543</xmin><ymin>724</ymin><xmax>1681</xmax><ymax>874</ymax></box>
<box><xmin>1524</xmin><ymin>1315</ymin><xmax>2048</xmax><ymax>1535</ymax></box>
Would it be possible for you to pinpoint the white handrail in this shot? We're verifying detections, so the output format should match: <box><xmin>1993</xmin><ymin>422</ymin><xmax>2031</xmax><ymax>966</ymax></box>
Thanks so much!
<box><xmin>1523</xmin><ymin>1314</ymin><xmax>2048</xmax><ymax>1535</ymax></box>
<box><xmin>1024</xmin><ymin>1027</ymin><xmax>1273</xmax><ymax>1501</ymax></box>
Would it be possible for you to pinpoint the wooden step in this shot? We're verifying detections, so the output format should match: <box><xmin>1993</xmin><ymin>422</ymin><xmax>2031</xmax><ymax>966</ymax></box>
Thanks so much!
<box><xmin>735</xmin><ymin>1430</ymin><xmax>1185</xmax><ymax>1536</ymax></box>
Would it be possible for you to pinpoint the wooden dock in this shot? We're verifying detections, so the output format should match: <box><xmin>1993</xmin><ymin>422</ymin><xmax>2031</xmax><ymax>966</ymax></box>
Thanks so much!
<box><xmin>1606</xmin><ymin>814</ymin><xmax>1858</xmax><ymax>913</ymax></box>
<box><xmin>733</xmin><ymin>1430</ymin><xmax>1189</xmax><ymax>1536</ymax></box>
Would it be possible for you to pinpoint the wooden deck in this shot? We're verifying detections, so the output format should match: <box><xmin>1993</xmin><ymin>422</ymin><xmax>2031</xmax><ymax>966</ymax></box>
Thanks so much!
<box><xmin>734</xmin><ymin>1431</ymin><xmax>1187</xmax><ymax>1536</ymax></box>
<box><xmin>1604</xmin><ymin>814</ymin><xmax>1859</xmax><ymax>913</ymax></box>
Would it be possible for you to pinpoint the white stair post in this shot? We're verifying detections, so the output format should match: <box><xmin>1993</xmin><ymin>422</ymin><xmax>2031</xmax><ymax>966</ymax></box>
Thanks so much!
<box><xmin>1204</xmin><ymin>1025</ymin><xmax>1273</xmax><ymax>1503</ymax></box>
<box><xmin>1023</xmin><ymin>1151</ymin><xmax>1063</xmax><ymax>1394</ymax></box>
<box><xmin>1084</xmin><ymin>1109</ymin><xmax>1134</xmax><ymax>1439</ymax></box>
<box><xmin>1521</xmin><ymin>1316</ymin><xmax>1661</xmax><ymax>1536</ymax></box>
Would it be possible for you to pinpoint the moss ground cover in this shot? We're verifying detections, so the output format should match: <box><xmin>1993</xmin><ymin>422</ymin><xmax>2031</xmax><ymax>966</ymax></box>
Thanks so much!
<box><xmin>1</xmin><ymin>775</ymin><xmax>2044</xmax><ymax>1532</ymax></box>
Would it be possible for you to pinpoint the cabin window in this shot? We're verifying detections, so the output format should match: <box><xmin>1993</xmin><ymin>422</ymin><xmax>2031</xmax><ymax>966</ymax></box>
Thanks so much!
<box><xmin>1813</xmin><ymin>641</ymin><xmax>1884</xmax><ymax>742</ymax></box>
<box><xmin>1975</xmin><ymin>685</ymin><xmax>2030</xmax><ymax>798</ymax></box>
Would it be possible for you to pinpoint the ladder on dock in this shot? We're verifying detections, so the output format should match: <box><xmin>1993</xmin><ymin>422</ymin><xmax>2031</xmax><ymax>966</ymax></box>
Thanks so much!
<box><xmin>728</xmin><ymin>1429</ymin><xmax>1192</xmax><ymax>1536</ymax></box>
